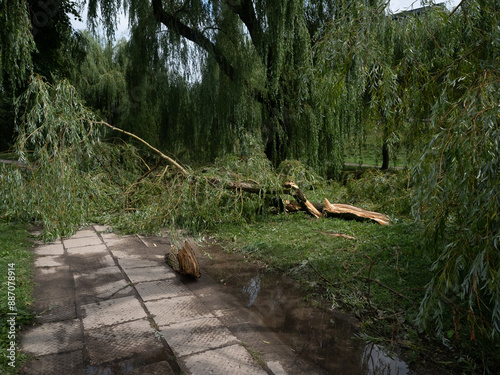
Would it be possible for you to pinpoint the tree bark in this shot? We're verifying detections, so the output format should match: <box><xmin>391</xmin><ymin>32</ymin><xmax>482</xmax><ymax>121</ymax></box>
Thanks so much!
<box><xmin>381</xmin><ymin>138</ymin><xmax>390</xmax><ymax>170</ymax></box>
<box><xmin>151</xmin><ymin>0</ymin><xmax>237</xmax><ymax>81</ymax></box>
<box><xmin>283</xmin><ymin>181</ymin><xmax>323</xmax><ymax>218</ymax></box>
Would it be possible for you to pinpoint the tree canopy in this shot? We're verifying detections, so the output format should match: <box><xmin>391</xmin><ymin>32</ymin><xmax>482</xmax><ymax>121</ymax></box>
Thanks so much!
<box><xmin>84</xmin><ymin>0</ymin><xmax>348</xmax><ymax>173</ymax></box>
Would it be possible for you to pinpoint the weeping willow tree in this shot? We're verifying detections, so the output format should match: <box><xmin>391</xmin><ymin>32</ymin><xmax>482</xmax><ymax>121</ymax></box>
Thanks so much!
<box><xmin>69</xmin><ymin>32</ymin><xmax>129</xmax><ymax>126</ymax></box>
<box><xmin>83</xmin><ymin>0</ymin><xmax>351</xmax><ymax>174</ymax></box>
<box><xmin>0</xmin><ymin>0</ymin><xmax>34</xmax><ymax>88</ymax></box>
<box><xmin>410</xmin><ymin>1</ymin><xmax>500</xmax><ymax>352</ymax></box>
<box><xmin>316</xmin><ymin>0</ymin><xmax>500</xmax><ymax>360</ymax></box>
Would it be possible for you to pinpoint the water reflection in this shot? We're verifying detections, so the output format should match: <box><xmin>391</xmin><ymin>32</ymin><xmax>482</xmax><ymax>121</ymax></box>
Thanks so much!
<box><xmin>242</xmin><ymin>275</ymin><xmax>261</xmax><ymax>306</ymax></box>
<box><xmin>362</xmin><ymin>343</ymin><xmax>416</xmax><ymax>375</ymax></box>
<box><xmin>238</xmin><ymin>272</ymin><xmax>417</xmax><ymax>374</ymax></box>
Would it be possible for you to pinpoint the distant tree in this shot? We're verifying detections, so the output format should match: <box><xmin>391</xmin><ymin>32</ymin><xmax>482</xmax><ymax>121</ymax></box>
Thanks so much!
<box><xmin>84</xmin><ymin>0</ymin><xmax>369</xmax><ymax>173</ymax></box>
<box><xmin>0</xmin><ymin>0</ymin><xmax>80</xmax><ymax>150</ymax></box>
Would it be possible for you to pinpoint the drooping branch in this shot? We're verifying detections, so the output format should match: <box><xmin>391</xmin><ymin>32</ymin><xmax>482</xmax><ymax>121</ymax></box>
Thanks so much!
<box><xmin>151</xmin><ymin>0</ymin><xmax>236</xmax><ymax>81</ymax></box>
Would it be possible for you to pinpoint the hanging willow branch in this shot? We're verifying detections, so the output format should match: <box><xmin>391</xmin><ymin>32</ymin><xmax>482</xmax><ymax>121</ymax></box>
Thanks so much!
<box><xmin>93</xmin><ymin>120</ymin><xmax>189</xmax><ymax>177</ymax></box>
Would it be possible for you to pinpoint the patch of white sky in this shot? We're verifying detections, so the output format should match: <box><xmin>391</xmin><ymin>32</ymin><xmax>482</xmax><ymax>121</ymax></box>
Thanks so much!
<box><xmin>71</xmin><ymin>2</ymin><xmax>130</xmax><ymax>39</ymax></box>
<box><xmin>389</xmin><ymin>0</ymin><xmax>460</xmax><ymax>13</ymax></box>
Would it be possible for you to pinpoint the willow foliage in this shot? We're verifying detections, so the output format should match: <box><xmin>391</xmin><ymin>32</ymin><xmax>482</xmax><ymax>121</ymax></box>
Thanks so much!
<box><xmin>0</xmin><ymin>0</ymin><xmax>35</xmax><ymax>88</ymax></box>
<box><xmin>82</xmin><ymin>0</ymin><xmax>346</xmax><ymax>174</ymax></box>
<box><xmin>315</xmin><ymin>0</ymin><xmax>500</xmax><ymax>353</ymax></box>
<box><xmin>1</xmin><ymin>76</ymin><xmax>282</xmax><ymax>239</ymax></box>
<box><xmin>411</xmin><ymin>1</ymin><xmax>500</xmax><ymax>346</ymax></box>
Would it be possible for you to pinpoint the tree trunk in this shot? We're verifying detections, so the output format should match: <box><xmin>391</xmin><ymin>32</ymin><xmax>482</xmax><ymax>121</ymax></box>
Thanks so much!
<box><xmin>381</xmin><ymin>139</ymin><xmax>390</xmax><ymax>170</ymax></box>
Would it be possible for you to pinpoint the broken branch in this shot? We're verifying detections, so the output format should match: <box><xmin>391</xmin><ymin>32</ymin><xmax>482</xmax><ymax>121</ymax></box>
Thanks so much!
<box><xmin>94</xmin><ymin>120</ymin><xmax>189</xmax><ymax>177</ymax></box>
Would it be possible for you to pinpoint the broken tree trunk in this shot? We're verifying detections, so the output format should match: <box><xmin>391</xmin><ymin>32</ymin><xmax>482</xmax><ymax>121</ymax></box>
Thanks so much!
<box><xmin>165</xmin><ymin>241</ymin><xmax>201</xmax><ymax>278</ymax></box>
<box><xmin>283</xmin><ymin>181</ymin><xmax>323</xmax><ymax>218</ymax></box>
<box><xmin>323</xmin><ymin>199</ymin><xmax>390</xmax><ymax>225</ymax></box>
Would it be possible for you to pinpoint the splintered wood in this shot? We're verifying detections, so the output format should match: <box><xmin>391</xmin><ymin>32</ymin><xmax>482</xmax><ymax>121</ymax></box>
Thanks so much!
<box><xmin>323</xmin><ymin>199</ymin><xmax>390</xmax><ymax>225</ymax></box>
<box><xmin>165</xmin><ymin>241</ymin><xmax>201</xmax><ymax>278</ymax></box>
<box><xmin>283</xmin><ymin>181</ymin><xmax>323</xmax><ymax>218</ymax></box>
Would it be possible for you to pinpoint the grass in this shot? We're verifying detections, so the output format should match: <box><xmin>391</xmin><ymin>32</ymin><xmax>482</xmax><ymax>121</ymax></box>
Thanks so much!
<box><xmin>343</xmin><ymin>134</ymin><xmax>409</xmax><ymax>168</ymax></box>
<box><xmin>0</xmin><ymin>222</ymin><xmax>35</xmax><ymax>374</ymax></box>
<box><xmin>210</xmin><ymin>181</ymin><xmax>437</xmax><ymax>365</ymax></box>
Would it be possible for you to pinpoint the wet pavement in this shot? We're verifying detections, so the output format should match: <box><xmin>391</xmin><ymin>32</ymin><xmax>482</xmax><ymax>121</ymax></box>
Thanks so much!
<box><xmin>20</xmin><ymin>225</ymin><xmax>333</xmax><ymax>375</ymax></box>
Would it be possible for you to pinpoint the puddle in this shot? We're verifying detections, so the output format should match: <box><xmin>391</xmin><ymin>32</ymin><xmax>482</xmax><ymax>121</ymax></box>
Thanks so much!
<box><xmin>199</xmin><ymin>244</ymin><xmax>420</xmax><ymax>375</ymax></box>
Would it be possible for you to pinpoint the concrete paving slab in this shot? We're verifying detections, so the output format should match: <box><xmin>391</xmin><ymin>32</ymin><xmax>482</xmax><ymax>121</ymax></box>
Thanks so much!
<box><xmin>34</xmin><ymin>256</ymin><xmax>65</xmax><ymax>268</ymax></box>
<box><xmin>182</xmin><ymin>344</ymin><xmax>268</xmax><ymax>375</ymax></box>
<box><xmin>137</xmin><ymin>234</ymin><xmax>171</xmax><ymax>247</ymax></box>
<box><xmin>135</xmin><ymin>279</ymin><xmax>191</xmax><ymax>301</ymax></box>
<box><xmin>20</xmin><ymin>350</ymin><xmax>83</xmax><ymax>375</ymax></box>
<box><xmin>81</xmin><ymin>295</ymin><xmax>147</xmax><ymax>330</ymax></box>
<box><xmin>92</xmin><ymin>224</ymin><xmax>110</xmax><ymax>232</ymax></box>
<box><xmin>33</xmin><ymin>297</ymin><xmax>77</xmax><ymax>323</ymax></box>
<box><xmin>145</xmin><ymin>295</ymin><xmax>213</xmax><ymax>326</ymax></box>
<box><xmin>75</xmin><ymin>272</ymin><xmax>131</xmax><ymax>303</ymax></box>
<box><xmin>214</xmin><ymin>308</ymin><xmax>253</xmax><ymax>326</ymax></box>
<box><xmin>83</xmin><ymin>350</ymin><xmax>177</xmax><ymax>375</ymax></box>
<box><xmin>94</xmin><ymin>279</ymin><xmax>131</xmax><ymax>299</ymax></box>
<box><xmin>67</xmin><ymin>229</ymin><xmax>96</xmax><ymax>239</ymax></box>
<box><xmin>128</xmin><ymin>361</ymin><xmax>175</xmax><ymax>375</ymax></box>
<box><xmin>21</xmin><ymin>319</ymin><xmax>83</xmax><ymax>356</ymax></box>
<box><xmin>66</xmin><ymin>243</ymin><xmax>107</xmax><ymax>255</ymax></box>
<box><xmin>63</xmin><ymin>236</ymin><xmax>103</xmax><ymax>249</ymax></box>
<box><xmin>117</xmin><ymin>257</ymin><xmax>163</xmax><ymax>269</ymax></box>
<box><xmin>33</xmin><ymin>266</ymin><xmax>74</xmax><ymax>302</ymax></box>
<box><xmin>162</xmin><ymin>317</ymin><xmax>239</xmax><ymax>357</ymax></box>
<box><xmin>66</xmin><ymin>253</ymin><xmax>115</xmax><ymax>272</ymax></box>
<box><xmin>34</xmin><ymin>243</ymin><xmax>64</xmax><ymax>255</ymax></box>
<box><xmin>99</xmin><ymin>234</ymin><xmax>125</xmax><ymax>247</ymax></box>
<box><xmin>84</xmin><ymin>318</ymin><xmax>163</xmax><ymax>366</ymax></box>
<box><xmin>124</xmin><ymin>265</ymin><xmax>174</xmax><ymax>283</ymax></box>
<box><xmin>74</xmin><ymin>265</ymin><xmax>124</xmax><ymax>287</ymax></box>
<box><xmin>267</xmin><ymin>360</ymin><xmax>287</xmax><ymax>375</ymax></box>
<box><xmin>103</xmin><ymin>235</ymin><xmax>143</xmax><ymax>250</ymax></box>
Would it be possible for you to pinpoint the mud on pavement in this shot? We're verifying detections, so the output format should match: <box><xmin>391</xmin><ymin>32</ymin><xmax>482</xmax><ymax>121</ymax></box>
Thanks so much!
<box><xmin>20</xmin><ymin>225</ymin><xmax>331</xmax><ymax>375</ymax></box>
<box><xmin>20</xmin><ymin>225</ymin><xmax>417</xmax><ymax>375</ymax></box>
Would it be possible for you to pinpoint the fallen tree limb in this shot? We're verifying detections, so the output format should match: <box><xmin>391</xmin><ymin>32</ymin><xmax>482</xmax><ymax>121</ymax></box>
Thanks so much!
<box><xmin>94</xmin><ymin>120</ymin><xmax>189</xmax><ymax>177</ymax></box>
<box><xmin>165</xmin><ymin>241</ymin><xmax>201</xmax><ymax>278</ymax></box>
<box><xmin>283</xmin><ymin>181</ymin><xmax>323</xmax><ymax>218</ymax></box>
<box><xmin>323</xmin><ymin>199</ymin><xmax>390</xmax><ymax>225</ymax></box>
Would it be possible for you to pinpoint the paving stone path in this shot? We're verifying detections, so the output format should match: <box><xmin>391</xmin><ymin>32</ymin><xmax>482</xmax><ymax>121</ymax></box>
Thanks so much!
<box><xmin>20</xmin><ymin>225</ymin><xmax>326</xmax><ymax>375</ymax></box>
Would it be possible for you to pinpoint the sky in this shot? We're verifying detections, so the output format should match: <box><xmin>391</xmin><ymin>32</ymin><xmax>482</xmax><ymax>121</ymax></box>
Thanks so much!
<box><xmin>389</xmin><ymin>0</ymin><xmax>460</xmax><ymax>12</ymax></box>
<box><xmin>70</xmin><ymin>1</ymin><xmax>462</xmax><ymax>37</ymax></box>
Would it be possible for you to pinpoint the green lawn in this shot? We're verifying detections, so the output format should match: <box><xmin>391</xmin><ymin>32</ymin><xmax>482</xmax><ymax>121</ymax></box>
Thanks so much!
<box><xmin>0</xmin><ymin>223</ymin><xmax>34</xmax><ymax>374</ymax></box>
<box><xmin>212</xmin><ymin>212</ymin><xmax>432</xmax><ymax>346</ymax></box>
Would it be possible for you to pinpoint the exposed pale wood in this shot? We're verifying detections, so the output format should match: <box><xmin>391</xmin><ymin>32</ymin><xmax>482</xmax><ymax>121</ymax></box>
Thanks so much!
<box><xmin>283</xmin><ymin>181</ymin><xmax>322</xmax><ymax>218</ymax></box>
<box><xmin>165</xmin><ymin>241</ymin><xmax>201</xmax><ymax>278</ymax></box>
<box><xmin>177</xmin><ymin>241</ymin><xmax>201</xmax><ymax>278</ymax></box>
<box><xmin>323</xmin><ymin>199</ymin><xmax>390</xmax><ymax>225</ymax></box>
